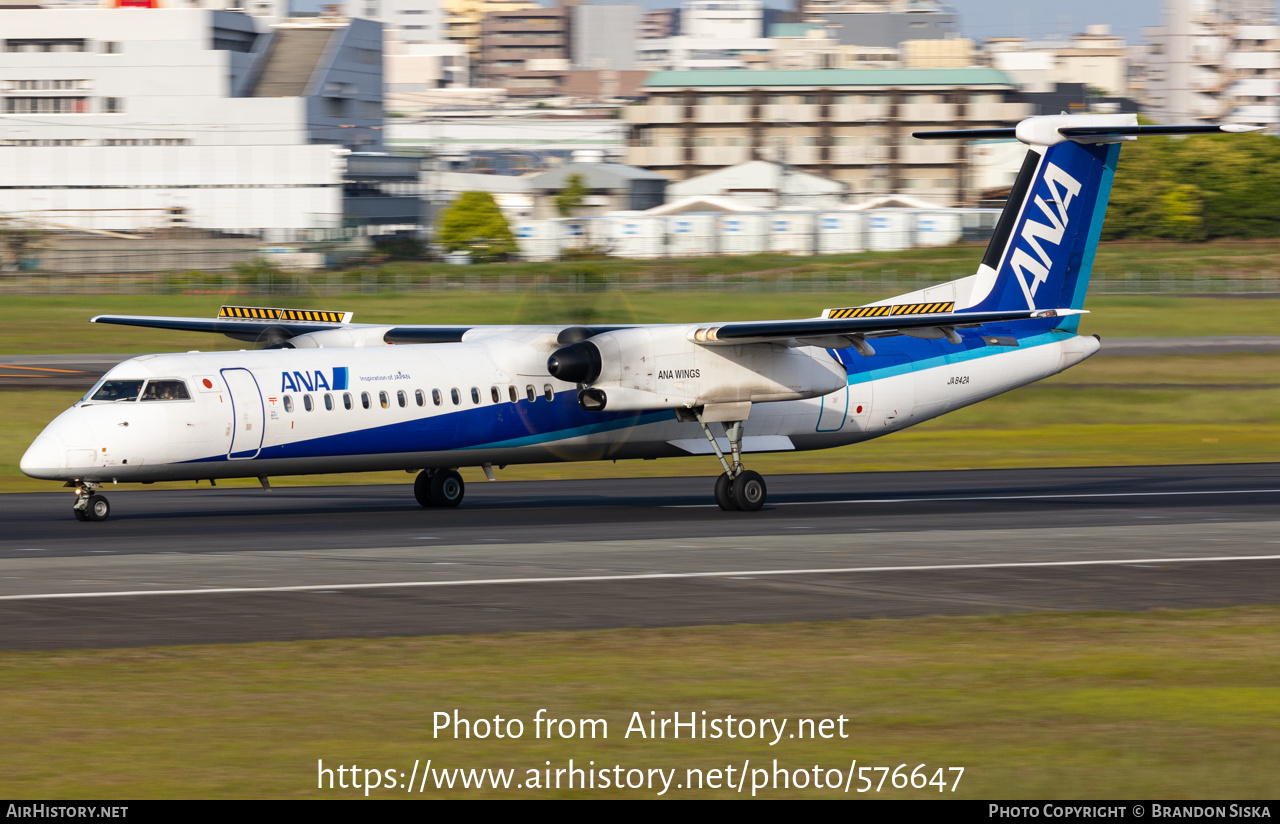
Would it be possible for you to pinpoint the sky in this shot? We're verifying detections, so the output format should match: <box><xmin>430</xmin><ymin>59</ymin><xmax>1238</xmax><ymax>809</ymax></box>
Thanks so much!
<box><xmin>944</xmin><ymin>0</ymin><xmax>1162</xmax><ymax>42</ymax></box>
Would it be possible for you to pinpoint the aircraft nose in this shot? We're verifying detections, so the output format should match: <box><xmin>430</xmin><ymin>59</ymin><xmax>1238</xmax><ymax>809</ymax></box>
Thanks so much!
<box><xmin>20</xmin><ymin>434</ymin><xmax>63</xmax><ymax>479</ymax></box>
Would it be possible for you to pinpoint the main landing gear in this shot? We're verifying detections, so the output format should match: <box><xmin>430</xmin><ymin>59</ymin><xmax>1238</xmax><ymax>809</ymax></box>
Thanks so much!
<box><xmin>696</xmin><ymin>413</ymin><xmax>767</xmax><ymax>512</ymax></box>
<box><xmin>414</xmin><ymin>468</ymin><xmax>465</xmax><ymax>508</ymax></box>
<box><xmin>70</xmin><ymin>482</ymin><xmax>110</xmax><ymax>522</ymax></box>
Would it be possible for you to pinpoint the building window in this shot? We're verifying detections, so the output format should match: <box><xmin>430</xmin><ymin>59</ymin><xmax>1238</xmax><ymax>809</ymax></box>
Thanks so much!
<box><xmin>101</xmin><ymin>42</ymin><xmax>120</xmax><ymax>55</ymax></box>
<box><xmin>3</xmin><ymin>98</ymin><xmax>88</xmax><ymax>114</ymax></box>
<box><xmin>102</xmin><ymin>97</ymin><xmax>123</xmax><ymax>114</ymax></box>
<box><xmin>4</xmin><ymin>79</ymin><xmax>89</xmax><ymax>91</ymax></box>
<box><xmin>4</xmin><ymin>39</ymin><xmax>87</xmax><ymax>53</ymax></box>
<box><xmin>1</xmin><ymin>139</ymin><xmax>86</xmax><ymax>147</ymax></box>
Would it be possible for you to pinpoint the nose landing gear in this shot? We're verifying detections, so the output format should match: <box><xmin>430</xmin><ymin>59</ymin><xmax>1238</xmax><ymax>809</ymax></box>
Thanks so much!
<box><xmin>71</xmin><ymin>482</ymin><xmax>110</xmax><ymax>522</ymax></box>
<box><xmin>696</xmin><ymin>413</ymin><xmax>767</xmax><ymax>512</ymax></box>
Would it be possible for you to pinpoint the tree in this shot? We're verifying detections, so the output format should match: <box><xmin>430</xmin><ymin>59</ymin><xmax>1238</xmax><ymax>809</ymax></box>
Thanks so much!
<box><xmin>554</xmin><ymin>173</ymin><xmax>589</xmax><ymax>218</ymax></box>
<box><xmin>435</xmin><ymin>191</ymin><xmax>517</xmax><ymax>262</ymax></box>
<box><xmin>0</xmin><ymin>218</ymin><xmax>46</xmax><ymax>273</ymax></box>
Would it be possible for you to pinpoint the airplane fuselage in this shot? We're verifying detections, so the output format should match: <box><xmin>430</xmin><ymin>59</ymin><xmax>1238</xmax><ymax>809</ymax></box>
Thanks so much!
<box><xmin>21</xmin><ymin>323</ymin><xmax>1099</xmax><ymax>485</ymax></box>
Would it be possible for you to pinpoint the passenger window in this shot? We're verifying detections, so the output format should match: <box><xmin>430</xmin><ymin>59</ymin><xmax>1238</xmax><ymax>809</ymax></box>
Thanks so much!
<box><xmin>397</xmin><ymin>390</ymin><xmax>407</xmax><ymax>408</ymax></box>
<box><xmin>361</xmin><ymin>392</ymin><xmax>370</xmax><ymax>410</ymax></box>
<box><xmin>343</xmin><ymin>392</ymin><xmax>352</xmax><ymax>410</ymax></box>
<box><xmin>89</xmin><ymin>379</ymin><xmax>144</xmax><ymax>402</ymax></box>
<box><xmin>140</xmin><ymin>380</ymin><xmax>191</xmax><ymax>401</ymax></box>
<box><xmin>471</xmin><ymin>387</ymin><xmax>480</xmax><ymax>405</ymax></box>
<box><xmin>451</xmin><ymin>388</ymin><xmax>460</xmax><ymax>405</ymax></box>
<box><xmin>303</xmin><ymin>394</ymin><xmax>313</xmax><ymax>412</ymax></box>
<box><xmin>491</xmin><ymin>386</ymin><xmax>501</xmax><ymax>404</ymax></box>
<box><xmin>432</xmin><ymin>389</ymin><xmax>442</xmax><ymax>406</ymax></box>
<box><xmin>526</xmin><ymin>384</ymin><xmax>535</xmax><ymax>402</ymax></box>
<box><xmin>508</xmin><ymin>385</ymin><xmax>517</xmax><ymax>403</ymax></box>
<box><xmin>324</xmin><ymin>393</ymin><xmax>334</xmax><ymax>411</ymax></box>
<box><xmin>379</xmin><ymin>391</ymin><xmax>389</xmax><ymax>409</ymax></box>
<box><xmin>544</xmin><ymin>384</ymin><xmax>554</xmax><ymax>401</ymax></box>
<box><xmin>283</xmin><ymin>395</ymin><xmax>294</xmax><ymax>413</ymax></box>
<box><xmin>415</xmin><ymin>389</ymin><xmax>425</xmax><ymax>407</ymax></box>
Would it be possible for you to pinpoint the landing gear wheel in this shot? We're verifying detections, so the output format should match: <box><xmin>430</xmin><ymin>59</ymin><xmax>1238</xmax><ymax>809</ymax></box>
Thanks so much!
<box><xmin>413</xmin><ymin>470</ymin><xmax>435</xmax><ymax>508</ymax></box>
<box><xmin>731</xmin><ymin>471</ymin><xmax>767</xmax><ymax>512</ymax></box>
<box><xmin>73</xmin><ymin>507</ymin><xmax>90</xmax><ymax>522</ymax></box>
<box><xmin>430</xmin><ymin>469</ymin><xmax>465</xmax><ymax>508</ymax></box>
<box><xmin>86</xmin><ymin>494</ymin><xmax>110</xmax><ymax>522</ymax></box>
<box><xmin>714</xmin><ymin>472</ymin><xmax>739</xmax><ymax>511</ymax></box>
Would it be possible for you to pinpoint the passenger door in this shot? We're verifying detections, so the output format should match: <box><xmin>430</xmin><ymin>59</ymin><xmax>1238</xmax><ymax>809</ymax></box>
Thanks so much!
<box><xmin>220</xmin><ymin>367</ymin><xmax>265</xmax><ymax>460</ymax></box>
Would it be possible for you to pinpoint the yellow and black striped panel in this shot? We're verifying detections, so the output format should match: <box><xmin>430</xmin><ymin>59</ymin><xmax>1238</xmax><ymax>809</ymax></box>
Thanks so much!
<box><xmin>218</xmin><ymin>306</ymin><xmax>346</xmax><ymax>323</ymax></box>
<box><xmin>219</xmin><ymin>306</ymin><xmax>283</xmax><ymax>320</ymax></box>
<box><xmin>825</xmin><ymin>301</ymin><xmax>955</xmax><ymax>320</ymax></box>
<box><xmin>279</xmin><ymin>309</ymin><xmax>346</xmax><ymax>323</ymax></box>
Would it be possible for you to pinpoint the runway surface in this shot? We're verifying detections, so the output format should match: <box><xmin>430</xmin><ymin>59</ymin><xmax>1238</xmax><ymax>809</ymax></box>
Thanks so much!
<box><xmin>6</xmin><ymin>337</ymin><xmax>1280</xmax><ymax>388</ymax></box>
<box><xmin>2</xmin><ymin>463</ymin><xmax>1280</xmax><ymax>650</ymax></box>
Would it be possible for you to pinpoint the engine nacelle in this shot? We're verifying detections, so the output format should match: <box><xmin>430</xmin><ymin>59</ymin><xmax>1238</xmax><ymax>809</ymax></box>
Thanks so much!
<box><xmin>548</xmin><ymin>326</ymin><xmax>846</xmax><ymax>412</ymax></box>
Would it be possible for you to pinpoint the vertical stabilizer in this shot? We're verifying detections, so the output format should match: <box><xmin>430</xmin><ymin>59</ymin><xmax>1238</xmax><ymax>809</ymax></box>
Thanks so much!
<box><xmin>913</xmin><ymin>115</ymin><xmax>1259</xmax><ymax>333</ymax></box>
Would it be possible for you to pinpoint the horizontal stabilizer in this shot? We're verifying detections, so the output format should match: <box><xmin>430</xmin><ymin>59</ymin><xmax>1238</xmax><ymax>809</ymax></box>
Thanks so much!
<box><xmin>912</xmin><ymin>128</ymin><xmax>1016</xmax><ymax>140</ymax></box>
<box><xmin>1057</xmin><ymin>124</ymin><xmax>1262</xmax><ymax>138</ymax></box>
<box><xmin>914</xmin><ymin>118</ymin><xmax>1261</xmax><ymax>146</ymax></box>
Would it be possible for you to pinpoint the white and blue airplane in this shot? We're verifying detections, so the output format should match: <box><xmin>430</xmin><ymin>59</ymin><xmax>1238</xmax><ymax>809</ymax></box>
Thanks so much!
<box><xmin>20</xmin><ymin>114</ymin><xmax>1258</xmax><ymax>520</ymax></box>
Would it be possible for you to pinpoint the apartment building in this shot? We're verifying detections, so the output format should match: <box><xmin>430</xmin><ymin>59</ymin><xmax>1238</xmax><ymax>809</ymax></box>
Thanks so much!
<box><xmin>476</xmin><ymin>4</ymin><xmax>571</xmax><ymax>98</ymax></box>
<box><xmin>625</xmin><ymin>68</ymin><xmax>1028</xmax><ymax>205</ymax></box>
<box><xmin>987</xmin><ymin>25</ymin><xmax>1128</xmax><ymax>97</ymax></box>
<box><xmin>443</xmin><ymin>0</ymin><xmax>538</xmax><ymax>71</ymax></box>
<box><xmin>1145</xmin><ymin>0</ymin><xmax>1280</xmax><ymax>130</ymax></box>
<box><xmin>641</xmin><ymin>8</ymin><xmax>680</xmax><ymax>40</ymax></box>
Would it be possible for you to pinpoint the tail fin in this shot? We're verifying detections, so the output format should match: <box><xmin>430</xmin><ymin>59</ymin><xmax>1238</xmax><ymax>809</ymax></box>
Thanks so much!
<box><xmin>914</xmin><ymin>115</ymin><xmax>1259</xmax><ymax>332</ymax></box>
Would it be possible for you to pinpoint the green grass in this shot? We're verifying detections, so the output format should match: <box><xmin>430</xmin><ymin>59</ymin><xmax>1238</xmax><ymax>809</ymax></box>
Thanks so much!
<box><xmin>4</xmin><ymin>353</ymin><xmax>1278</xmax><ymax>493</ymax></box>
<box><xmin>3</xmin><ymin>607</ymin><xmax>1280</xmax><ymax>798</ymax></box>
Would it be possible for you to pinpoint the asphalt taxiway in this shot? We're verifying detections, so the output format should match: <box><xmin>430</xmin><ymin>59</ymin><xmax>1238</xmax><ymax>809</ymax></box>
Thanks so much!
<box><xmin>1</xmin><ymin>463</ymin><xmax>1279</xmax><ymax>650</ymax></box>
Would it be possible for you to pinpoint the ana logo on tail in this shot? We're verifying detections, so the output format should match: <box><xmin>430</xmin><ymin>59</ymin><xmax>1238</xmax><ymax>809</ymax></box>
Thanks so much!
<box><xmin>1009</xmin><ymin>162</ymin><xmax>1082</xmax><ymax>309</ymax></box>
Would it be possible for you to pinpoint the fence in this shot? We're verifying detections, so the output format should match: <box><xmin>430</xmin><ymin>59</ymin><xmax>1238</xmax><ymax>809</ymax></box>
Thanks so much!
<box><xmin>4</xmin><ymin>269</ymin><xmax>1280</xmax><ymax>297</ymax></box>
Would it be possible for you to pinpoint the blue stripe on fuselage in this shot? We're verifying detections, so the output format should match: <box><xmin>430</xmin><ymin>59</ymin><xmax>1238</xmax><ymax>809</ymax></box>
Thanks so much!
<box><xmin>831</xmin><ymin>316</ymin><xmax>1072</xmax><ymax>384</ymax></box>
<box><xmin>184</xmin><ymin>390</ymin><xmax>673</xmax><ymax>463</ymax></box>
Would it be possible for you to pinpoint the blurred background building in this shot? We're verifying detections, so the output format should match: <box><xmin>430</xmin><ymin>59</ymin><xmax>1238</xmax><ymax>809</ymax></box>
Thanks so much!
<box><xmin>2</xmin><ymin>0</ymin><xmax>1279</xmax><ymax>262</ymax></box>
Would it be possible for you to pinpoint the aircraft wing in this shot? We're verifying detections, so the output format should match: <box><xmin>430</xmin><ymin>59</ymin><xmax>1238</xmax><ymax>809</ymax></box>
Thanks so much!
<box><xmin>91</xmin><ymin>309</ymin><xmax>473</xmax><ymax>345</ymax></box>
<box><xmin>689</xmin><ymin>307</ymin><xmax>1081</xmax><ymax>347</ymax></box>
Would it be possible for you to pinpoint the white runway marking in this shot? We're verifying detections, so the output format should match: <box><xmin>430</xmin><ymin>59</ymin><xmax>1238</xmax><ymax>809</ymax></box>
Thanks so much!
<box><xmin>3</xmin><ymin>554</ymin><xmax>1280</xmax><ymax>602</ymax></box>
<box><xmin>666</xmin><ymin>487</ymin><xmax>1280</xmax><ymax>508</ymax></box>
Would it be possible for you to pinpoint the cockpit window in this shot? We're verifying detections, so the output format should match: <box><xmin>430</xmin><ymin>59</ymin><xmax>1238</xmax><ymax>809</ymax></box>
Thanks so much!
<box><xmin>88</xmin><ymin>379</ymin><xmax>144</xmax><ymax>403</ymax></box>
<box><xmin>140</xmin><ymin>380</ymin><xmax>191</xmax><ymax>402</ymax></box>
